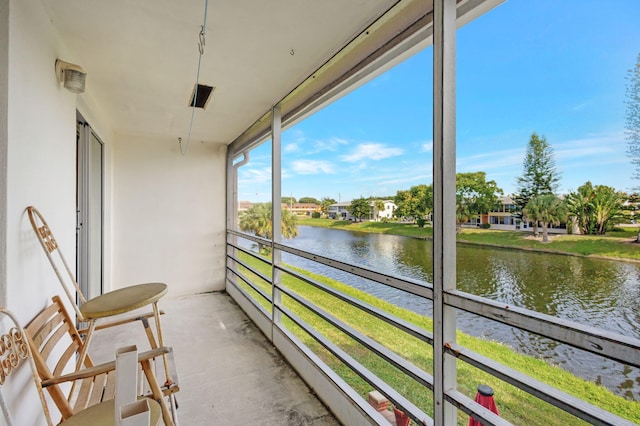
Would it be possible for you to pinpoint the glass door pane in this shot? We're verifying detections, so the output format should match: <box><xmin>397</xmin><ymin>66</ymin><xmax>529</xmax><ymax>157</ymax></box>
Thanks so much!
<box><xmin>77</xmin><ymin>117</ymin><xmax>103</xmax><ymax>302</ymax></box>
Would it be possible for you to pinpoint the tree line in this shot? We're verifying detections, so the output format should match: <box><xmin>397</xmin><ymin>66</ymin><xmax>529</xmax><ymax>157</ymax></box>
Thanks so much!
<box><xmin>389</xmin><ymin>132</ymin><xmax>631</xmax><ymax>241</ymax></box>
<box><xmin>239</xmin><ymin>132</ymin><xmax>631</xmax><ymax>244</ymax></box>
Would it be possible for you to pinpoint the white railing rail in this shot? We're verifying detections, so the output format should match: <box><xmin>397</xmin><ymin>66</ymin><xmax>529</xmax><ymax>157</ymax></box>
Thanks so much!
<box><xmin>226</xmin><ymin>229</ymin><xmax>639</xmax><ymax>426</ymax></box>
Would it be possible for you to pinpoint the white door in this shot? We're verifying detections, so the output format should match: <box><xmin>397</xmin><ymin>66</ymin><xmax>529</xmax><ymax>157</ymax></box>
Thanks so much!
<box><xmin>77</xmin><ymin>114</ymin><xmax>103</xmax><ymax>302</ymax></box>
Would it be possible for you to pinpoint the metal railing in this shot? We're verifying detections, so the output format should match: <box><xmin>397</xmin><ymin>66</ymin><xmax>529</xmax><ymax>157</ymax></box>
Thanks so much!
<box><xmin>225</xmin><ymin>229</ymin><xmax>639</xmax><ymax>426</ymax></box>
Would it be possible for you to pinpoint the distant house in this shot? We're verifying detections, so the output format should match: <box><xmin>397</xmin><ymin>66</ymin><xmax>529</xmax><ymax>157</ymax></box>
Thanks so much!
<box><xmin>328</xmin><ymin>202</ymin><xmax>352</xmax><ymax>220</ymax></box>
<box><xmin>462</xmin><ymin>196</ymin><xmax>522</xmax><ymax>230</ymax></box>
<box><xmin>371</xmin><ymin>200</ymin><xmax>397</xmax><ymax>221</ymax></box>
<box><xmin>464</xmin><ymin>195</ymin><xmax>568</xmax><ymax>234</ymax></box>
<box><xmin>238</xmin><ymin>201</ymin><xmax>254</xmax><ymax>213</ymax></box>
<box><xmin>328</xmin><ymin>200</ymin><xmax>397</xmax><ymax>221</ymax></box>
<box><xmin>486</xmin><ymin>195</ymin><xmax>520</xmax><ymax>230</ymax></box>
<box><xmin>283</xmin><ymin>203</ymin><xmax>321</xmax><ymax>216</ymax></box>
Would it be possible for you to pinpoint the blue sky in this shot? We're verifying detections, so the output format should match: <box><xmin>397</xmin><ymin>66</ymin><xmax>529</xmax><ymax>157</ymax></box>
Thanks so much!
<box><xmin>238</xmin><ymin>0</ymin><xmax>640</xmax><ymax>203</ymax></box>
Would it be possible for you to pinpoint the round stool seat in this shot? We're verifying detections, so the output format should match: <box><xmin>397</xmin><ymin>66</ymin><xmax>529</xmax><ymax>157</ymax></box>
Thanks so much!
<box><xmin>80</xmin><ymin>283</ymin><xmax>168</xmax><ymax>319</ymax></box>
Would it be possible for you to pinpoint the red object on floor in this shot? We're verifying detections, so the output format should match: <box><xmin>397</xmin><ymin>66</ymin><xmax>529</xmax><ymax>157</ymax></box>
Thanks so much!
<box><xmin>469</xmin><ymin>384</ymin><xmax>499</xmax><ymax>426</ymax></box>
<box><xmin>394</xmin><ymin>407</ymin><xmax>410</xmax><ymax>426</ymax></box>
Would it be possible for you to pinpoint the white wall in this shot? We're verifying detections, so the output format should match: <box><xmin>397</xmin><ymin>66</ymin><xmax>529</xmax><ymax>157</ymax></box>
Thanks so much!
<box><xmin>112</xmin><ymin>135</ymin><xmax>227</xmax><ymax>297</ymax></box>
<box><xmin>3</xmin><ymin>0</ymin><xmax>79</xmax><ymax>423</ymax></box>
<box><xmin>1</xmin><ymin>0</ymin><xmax>8</xmax><ymax>310</ymax></box>
<box><xmin>5</xmin><ymin>0</ymin><xmax>80</xmax><ymax>317</ymax></box>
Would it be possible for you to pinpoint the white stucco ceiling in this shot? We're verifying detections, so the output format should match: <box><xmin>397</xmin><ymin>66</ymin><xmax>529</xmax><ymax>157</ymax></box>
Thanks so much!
<box><xmin>42</xmin><ymin>0</ymin><xmax>501</xmax><ymax>147</ymax></box>
<box><xmin>42</xmin><ymin>0</ymin><xmax>399</xmax><ymax>144</ymax></box>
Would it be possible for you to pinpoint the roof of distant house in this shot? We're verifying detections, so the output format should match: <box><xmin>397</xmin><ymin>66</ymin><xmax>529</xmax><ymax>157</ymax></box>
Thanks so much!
<box><xmin>282</xmin><ymin>203</ymin><xmax>320</xmax><ymax>209</ymax></box>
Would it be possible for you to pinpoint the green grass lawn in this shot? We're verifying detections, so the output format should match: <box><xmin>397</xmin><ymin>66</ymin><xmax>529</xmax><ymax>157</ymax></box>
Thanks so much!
<box><xmin>234</xmin><ymin>251</ymin><xmax>640</xmax><ymax>425</ymax></box>
<box><xmin>298</xmin><ymin>217</ymin><xmax>640</xmax><ymax>261</ymax></box>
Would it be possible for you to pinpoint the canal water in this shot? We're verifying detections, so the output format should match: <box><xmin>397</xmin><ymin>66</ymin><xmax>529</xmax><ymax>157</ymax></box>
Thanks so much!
<box><xmin>277</xmin><ymin>225</ymin><xmax>640</xmax><ymax>400</ymax></box>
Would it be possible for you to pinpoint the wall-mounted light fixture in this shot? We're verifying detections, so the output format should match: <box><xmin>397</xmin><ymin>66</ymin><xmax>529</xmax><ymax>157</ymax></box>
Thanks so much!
<box><xmin>55</xmin><ymin>59</ymin><xmax>86</xmax><ymax>94</ymax></box>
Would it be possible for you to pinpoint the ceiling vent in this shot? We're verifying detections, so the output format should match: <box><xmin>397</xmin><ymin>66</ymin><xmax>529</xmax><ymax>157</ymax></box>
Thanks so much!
<box><xmin>189</xmin><ymin>84</ymin><xmax>215</xmax><ymax>109</ymax></box>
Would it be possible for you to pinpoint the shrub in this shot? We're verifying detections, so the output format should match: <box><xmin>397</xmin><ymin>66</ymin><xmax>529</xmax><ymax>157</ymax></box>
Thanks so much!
<box><xmin>481</xmin><ymin>223</ymin><xmax>491</xmax><ymax>229</ymax></box>
<box><xmin>416</xmin><ymin>218</ymin><xmax>427</xmax><ymax>228</ymax></box>
<box><xmin>311</xmin><ymin>211</ymin><xmax>321</xmax><ymax>219</ymax></box>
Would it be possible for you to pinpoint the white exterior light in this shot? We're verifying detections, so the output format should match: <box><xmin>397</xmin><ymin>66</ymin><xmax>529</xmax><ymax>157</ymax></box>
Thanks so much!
<box><xmin>55</xmin><ymin>59</ymin><xmax>86</xmax><ymax>94</ymax></box>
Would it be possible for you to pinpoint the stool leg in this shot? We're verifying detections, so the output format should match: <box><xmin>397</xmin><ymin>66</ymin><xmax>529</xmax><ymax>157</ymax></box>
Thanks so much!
<box><xmin>153</xmin><ymin>303</ymin><xmax>172</xmax><ymax>387</ymax></box>
<box><xmin>169</xmin><ymin>393</ymin><xmax>179</xmax><ymax>425</ymax></box>
<box><xmin>138</xmin><ymin>316</ymin><xmax>159</xmax><ymax>349</ymax></box>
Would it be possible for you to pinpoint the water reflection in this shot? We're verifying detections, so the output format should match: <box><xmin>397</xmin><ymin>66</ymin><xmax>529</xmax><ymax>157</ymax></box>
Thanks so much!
<box><xmin>276</xmin><ymin>226</ymin><xmax>640</xmax><ymax>400</ymax></box>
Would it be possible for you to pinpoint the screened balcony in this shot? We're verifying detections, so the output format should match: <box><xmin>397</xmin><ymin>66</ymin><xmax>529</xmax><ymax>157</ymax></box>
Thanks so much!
<box><xmin>3</xmin><ymin>0</ymin><xmax>639</xmax><ymax>425</ymax></box>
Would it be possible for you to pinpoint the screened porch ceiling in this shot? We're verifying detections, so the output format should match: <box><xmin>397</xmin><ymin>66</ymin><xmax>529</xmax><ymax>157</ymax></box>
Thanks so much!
<box><xmin>43</xmin><ymin>0</ymin><xmax>500</xmax><ymax>148</ymax></box>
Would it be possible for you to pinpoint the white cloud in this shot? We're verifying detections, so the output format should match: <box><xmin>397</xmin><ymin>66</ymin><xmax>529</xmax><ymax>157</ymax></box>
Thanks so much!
<box><xmin>377</xmin><ymin>173</ymin><xmax>432</xmax><ymax>186</ymax></box>
<box><xmin>553</xmin><ymin>132</ymin><xmax>625</xmax><ymax>160</ymax></box>
<box><xmin>421</xmin><ymin>140</ymin><xmax>433</xmax><ymax>152</ymax></box>
<box><xmin>291</xmin><ymin>159</ymin><xmax>335</xmax><ymax>175</ymax></box>
<box><xmin>285</xmin><ymin>142</ymin><xmax>299</xmax><ymax>153</ymax></box>
<box><xmin>311</xmin><ymin>137</ymin><xmax>349</xmax><ymax>154</ymax></box>
<box><xmin>341</xmin><ymin>143</ymin><xmax>404</xmax><ymax>162</ymax></box>
<box><xmin>570</xmin><ymin>100</ymin><xmax>593</xmax><ymax>111</ymax></box>
<box><xmin>456</xmin><ymin>132</ymin><xmax>626</xmax><ymax>175</ymax></box>
<box><xmin>238</xmin><ymin>167</ymin><xmax>272</xmax><ymax>184</ymax></box>
<box><xmin>457</xmin><ymin>148</ymin><xmax>525</xmax><ymax>172</ymax></box>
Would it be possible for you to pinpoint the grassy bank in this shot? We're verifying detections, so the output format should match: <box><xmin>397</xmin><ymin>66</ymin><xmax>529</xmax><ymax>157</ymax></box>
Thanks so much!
<box><xmin>298</xmin><ymin>217</ymin><xmax>640</xmax><ymax>261</ymax></box>
<box><xmin>235</xmin><ymin>252</ymin><xmax>640</xmax><ymax>425</ymax></box>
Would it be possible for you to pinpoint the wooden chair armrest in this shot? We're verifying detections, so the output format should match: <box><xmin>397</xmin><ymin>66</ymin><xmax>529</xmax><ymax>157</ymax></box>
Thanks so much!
<box><xmin>41</xmin><ymin>347</ymin><xmax>172</xmax><ymax>387</ymax></box>
<box><xmin>77</xmin><ymin>310</ymin><xmax>165</xmax><ymax>334</ymax></box>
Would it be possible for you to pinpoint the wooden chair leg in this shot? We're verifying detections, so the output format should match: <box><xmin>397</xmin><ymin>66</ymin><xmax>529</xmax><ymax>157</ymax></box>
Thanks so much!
<box><xmin>76</xmin><ymin>320</ymin><xmax>96</xmax><ymax>371</ymax></box>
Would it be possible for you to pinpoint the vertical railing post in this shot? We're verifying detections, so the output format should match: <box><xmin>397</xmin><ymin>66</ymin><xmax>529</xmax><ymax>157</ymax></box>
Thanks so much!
<box><xmin>433</xmin><ymin>0</ymin><xmax>457</xmax><ymax>425</ymax></box>
<box><xmin>271</xmin><ymin>105</ymin><xmax>283</xmax><ymax>330</ymax></box>
<box><xmin>227</xmin><ymin>150</ymin><xmax>249</xmax><ymax>287</ymax></box>
<box><xmin>226</xmin><ymin>143</ymin><xmax>236</xmax><ymax>287</ymax></box>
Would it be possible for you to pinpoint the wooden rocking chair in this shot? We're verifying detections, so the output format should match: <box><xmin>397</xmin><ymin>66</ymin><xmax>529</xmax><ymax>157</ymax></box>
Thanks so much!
<box><xmin>26</xmin><ymin>206</ymin><xmax>172</xmax><ymax>380</ymax></box>
<box><xmin>24</xmin><ymin>296</ymin><xmax>179</xmax><ymax>425</ymax></box>
<box><xmin>0</xmin><ymin>307</ymin><xmax>163</xmax><ymax>425</ymax></box>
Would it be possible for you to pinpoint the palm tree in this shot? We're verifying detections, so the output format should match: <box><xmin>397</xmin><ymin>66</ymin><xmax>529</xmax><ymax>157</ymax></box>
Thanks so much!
<box><xmin>566</xmin><ymin>183</ymin><xmax>595</xmax><ymax>235</ymax></box>
<box><xmin>280</xmin><ymin>208</ymin><xmax>298</xmax><ymax>239</ymax></box>
<box><xmin>239</xmin><ymin>202</ymin><xmax>298</xmax><ymax>252</ymax></box>
<box><xmin>374</xmin><ymin>200</ymin><xmax>385</xmax><ymax>221</ymax></box>
<box><xmin>566</xmin><ymin>182</ymin><xmax>623</xmax><ymax>235</ymax></box>
<box><xmin>455</xmin><ymin>196</ymin><xmax>475</xmax><ymax>234</ymax></box>
<box><xmin>523</xmin><ymin>194</ymin><xmax>567</xmax><ymax>242</ymax></box>
<box><xmin>591</xmin><ymin>186</ymin><xmax>622</xmax><ymax>234</ymax></box>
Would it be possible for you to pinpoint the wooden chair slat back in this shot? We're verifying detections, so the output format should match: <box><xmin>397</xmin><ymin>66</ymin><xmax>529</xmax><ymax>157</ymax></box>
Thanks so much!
<box><xmin>40</xmin><ymin>322</ymin><xmax>71</xmax><ymax>364</ymax></box>
<box><xmin>25</xmin><ymin>297</ymin><xmax>93</xmax><ymax>380</ymax></box>
<box><xmin>24</xmin><ymin>298</ymin><xmax>93</xmax><ymax>421</ymax></box>
<box><xmin>53</xmin><ymin>341</ymin><xmax>82</xmax><ymax>377</ymax></box>
<box><xmin>24</xmin><ymin>303</ymin><xmax>60</xmax><ymax>347</ymax></box>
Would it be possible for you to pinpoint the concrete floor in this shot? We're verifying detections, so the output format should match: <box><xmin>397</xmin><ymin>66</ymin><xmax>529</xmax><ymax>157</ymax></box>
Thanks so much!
<box><xmin>89</xmin><ymin>291</ymin><xmax>340</xmax><ymax>425</ymax></box>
